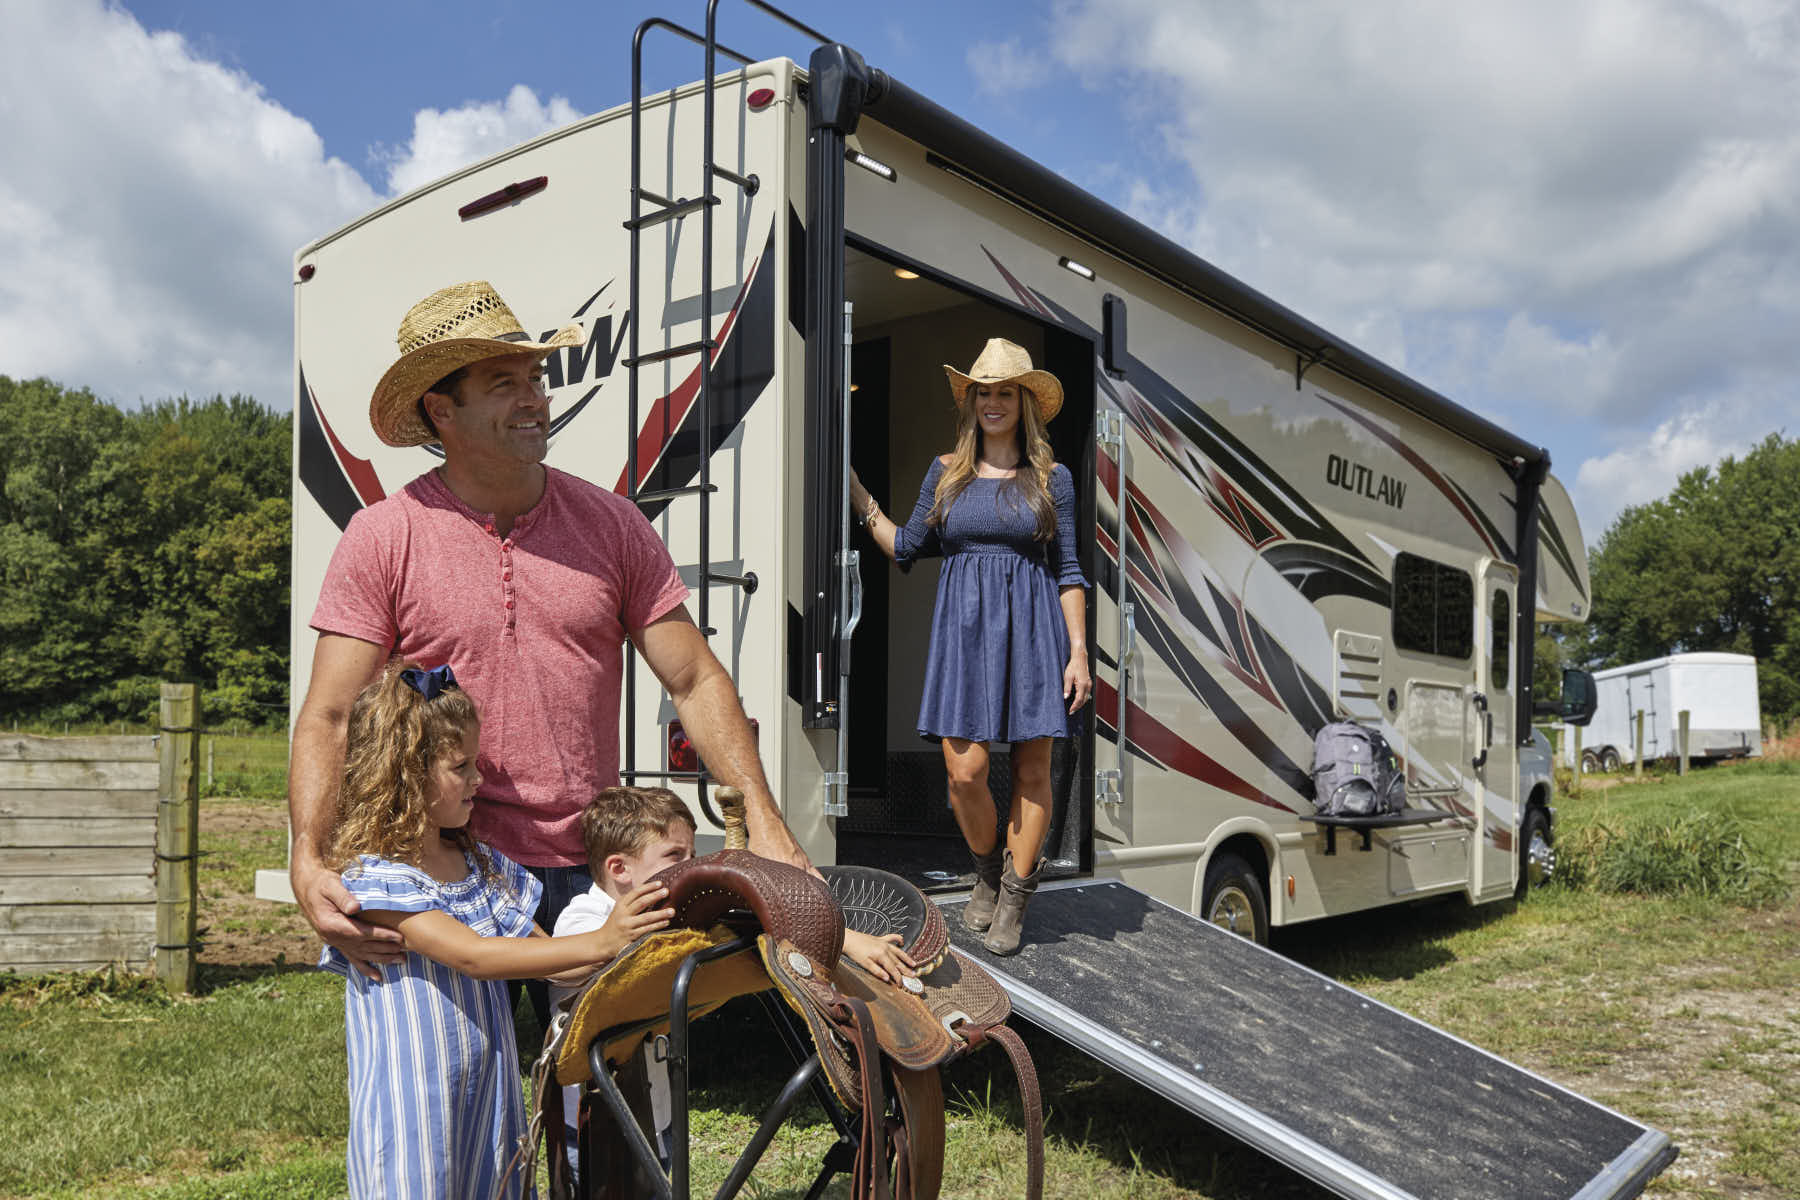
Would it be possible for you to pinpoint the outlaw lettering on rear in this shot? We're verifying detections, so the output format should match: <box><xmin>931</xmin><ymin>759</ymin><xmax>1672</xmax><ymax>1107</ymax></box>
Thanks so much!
<box><xmin>1326</xmin><ymin>453</ymin><xmax>1407</xmax><ymax>510</ymax></box>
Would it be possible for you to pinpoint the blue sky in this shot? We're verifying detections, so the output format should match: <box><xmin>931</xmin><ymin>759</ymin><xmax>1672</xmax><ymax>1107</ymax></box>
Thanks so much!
<box><xmin>5</xmin><ymin>0</ymin><xmax>1798</xmax><ymax>544</ymax></box>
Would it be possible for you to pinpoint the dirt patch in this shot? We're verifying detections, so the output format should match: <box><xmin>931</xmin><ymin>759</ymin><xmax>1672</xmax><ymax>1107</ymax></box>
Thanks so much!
<box><xmin>1522</xmin><ymin>950</ymin><xmax>1800</xmax><ymax>1200</ymax></box>
<box><xmin>199</xmin><ymin>800</ymin><xmax>320</xmax><ymax>970</ymax></box>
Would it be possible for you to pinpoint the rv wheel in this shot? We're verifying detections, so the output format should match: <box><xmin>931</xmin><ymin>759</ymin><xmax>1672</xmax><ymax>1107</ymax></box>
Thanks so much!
<box><xmin>1202</xmin><ymin>853</ymin><xmax>1269</xmax><ymax>945</ymax></box>
<box><xmin>1580</xmin><ymin>749</ymin><xmax>1600</xmax><ymax>774</ymax></box>
<box><xmin>1515</xmin><ymin>806</ymin><xmax>1555</xmax><ymax>900</ymax></box>
<box><xmin>1599</xmin><ymin>747</ymin><xmax>1622</xmax><ymax>773</ymax></box>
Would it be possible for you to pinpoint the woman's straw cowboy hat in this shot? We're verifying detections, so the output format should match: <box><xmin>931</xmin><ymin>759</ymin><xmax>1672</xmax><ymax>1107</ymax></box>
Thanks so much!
<box><xmin>369</xmin><ymin>280</ymin><xmax>583</xmax><ymax>447</ymax></box>
<box><xmin>943</xmin><ymin>338</ymin><xmax>1063</xmax><ymax>424</ymax></box>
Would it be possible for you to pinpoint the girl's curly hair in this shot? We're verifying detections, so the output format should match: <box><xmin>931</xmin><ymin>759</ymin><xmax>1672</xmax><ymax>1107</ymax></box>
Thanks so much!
<box><xmin>326</xmin><ymin>659</ymin><xmax>494</xmax><ymax>882</ymax></box>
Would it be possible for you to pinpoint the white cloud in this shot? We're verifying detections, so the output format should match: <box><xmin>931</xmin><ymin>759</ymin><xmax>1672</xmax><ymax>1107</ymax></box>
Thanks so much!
<box><xmin>964</xmin><ymin>38</ymin><xmax>1040</xmax><ymax>97</ymax></box>
<box><xmin>378</xmin><ymin>85</ymin><xmax>582</xmax><ymax>197</ymax></box>
<box><xmin>0</xmin><ymin>2</ymin><xmax>581</xmax><ymax>410</ymax></box>
<box><xmin>0</xmin><ymin>1</ymin><xmax>377</xmax><ymax>408</ymax></box>
<box><xmin>1571</xmin><ymin>400</ymin><xmax>1765</xmax><ymax>534</ymax></box>
<box><xmin>1039</xmin><ymin>0</ymin><xmax>1800</xmax><ymax>537</ymax></box>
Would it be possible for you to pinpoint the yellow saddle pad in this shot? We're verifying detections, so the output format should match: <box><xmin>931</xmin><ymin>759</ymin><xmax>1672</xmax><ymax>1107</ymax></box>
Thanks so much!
<box><xmin>554</xmin><ymin>924</ymin><xmax>773</xmax><ymax>1087</ymax></box>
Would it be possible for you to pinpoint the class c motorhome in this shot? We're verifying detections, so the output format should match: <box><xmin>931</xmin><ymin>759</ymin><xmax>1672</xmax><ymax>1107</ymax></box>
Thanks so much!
<box><xmin>282</xmin><ymin>11</ymin><xmax>1668</xmax><ymax>1197</ymax></box>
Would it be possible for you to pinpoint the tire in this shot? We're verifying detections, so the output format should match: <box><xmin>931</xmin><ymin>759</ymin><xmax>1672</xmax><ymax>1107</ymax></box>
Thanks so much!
<box><xmin>1580</xmin><ymin>749</ymin><xmax>1600</xmax><ymax>774</ymax></box>
<box><xmin>1599</xmin><ymin>747</ymin><xmax>1622</xmax><ymax>773</ymax></box>
<box><xmin>1515</xmin><ymin>805</ymin><xmax>1555</xmax><ymax>900</ymax></box>
<box><xmin>1202</xmin><ymin>852</ymin><xmax>1270</xmax><ymax>945</ymax></box>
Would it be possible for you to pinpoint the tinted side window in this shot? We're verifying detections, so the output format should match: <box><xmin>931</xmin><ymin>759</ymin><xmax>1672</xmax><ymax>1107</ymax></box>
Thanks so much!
<box><xmin>1392</xmin><ymin>552</ymin><xmax>1473</xmax><ymax>660</ymax></box>
<box><xmin>1490</xmin><ymin>589</ymin><xmax>1511</xmax><ymax>690</ymax></box>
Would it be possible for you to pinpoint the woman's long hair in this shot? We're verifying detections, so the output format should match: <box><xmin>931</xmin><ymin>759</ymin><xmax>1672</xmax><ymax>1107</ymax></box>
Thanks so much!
<box><xmin>929</xmin><ymin>383</ymin><xmax>1057</xmax><ymax>540</ymax></box>
<box><xmin>326</xmin><ymin>659</ymin><xmax>494</xmax><ymax>882</ymax></box>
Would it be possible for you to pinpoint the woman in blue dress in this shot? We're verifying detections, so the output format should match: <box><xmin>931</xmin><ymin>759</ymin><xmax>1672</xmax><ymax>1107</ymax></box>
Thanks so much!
<box><xmin>851</xmin><ymin>338</ymin><xmax>1090</xmax><ymax>954</ymax></box>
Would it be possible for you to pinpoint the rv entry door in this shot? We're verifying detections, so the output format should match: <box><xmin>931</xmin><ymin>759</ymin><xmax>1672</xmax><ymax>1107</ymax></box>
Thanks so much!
<box><xmin>1473</xmin><ymin>561</ymin><xmax>1519</xmax><ymax>902</ymax></box>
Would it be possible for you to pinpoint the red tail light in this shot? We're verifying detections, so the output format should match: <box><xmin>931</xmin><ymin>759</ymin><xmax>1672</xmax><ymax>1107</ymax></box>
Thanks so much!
<box><xmin>747</xmin><ymin>88</ymin><xmax>775</xmax><ymax>111</ymax></box>
<box><xmin>667</xmin><ymin>718</ymin><xmax>757</xmax><ymax>774</ymax></box>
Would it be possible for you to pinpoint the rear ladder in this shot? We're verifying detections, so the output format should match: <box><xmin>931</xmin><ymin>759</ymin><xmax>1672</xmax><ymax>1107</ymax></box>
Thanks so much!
<box><xmin>616</xmin><ymin>1</ymin><xmax>832</xmax><ymax>819</ymax></box>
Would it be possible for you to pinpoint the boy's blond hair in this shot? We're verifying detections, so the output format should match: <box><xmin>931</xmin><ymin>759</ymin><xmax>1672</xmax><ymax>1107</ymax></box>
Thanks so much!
<box><xmin>581</xmin><ymin>785</ymin><xmax>697</xmax><ymax>873</ymax></box>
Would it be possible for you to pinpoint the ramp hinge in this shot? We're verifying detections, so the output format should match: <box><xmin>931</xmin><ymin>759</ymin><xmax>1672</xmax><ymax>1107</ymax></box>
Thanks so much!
<box><xmin>1095</xmin><ymin>767</ymin><xmax>1122</xmax><ymax>807</ymax></box>
<box><xmin>1096</xmin><ymin>408</ymin><xmax>1123</xmax><ymax>452</ymax></box>
<box><xmin>823</xmin><ymin>771</ymin><xmax>849</xmax><ymax>818</ymax></box>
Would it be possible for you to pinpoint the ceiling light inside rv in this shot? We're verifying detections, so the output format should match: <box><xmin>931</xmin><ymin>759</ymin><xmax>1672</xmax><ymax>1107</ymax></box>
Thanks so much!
<box><xmin>1059</xmin><ymin>256</ymin><xmax>1096</xmax><ymax>280</ymax></box>
<box><xmin>893</xmin><ymin>268</ymin><xmax>919</xmax><ymax>280</ymax></box>
<box><xmin>846</xmin><ymin>149</ymin><xmax>897</xmax><ymax>181</ymax></box>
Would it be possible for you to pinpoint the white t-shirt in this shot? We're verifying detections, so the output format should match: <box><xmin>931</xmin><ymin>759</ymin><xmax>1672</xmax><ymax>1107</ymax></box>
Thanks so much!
<box><xmin>552</xmin><ymin>882</ymin><xmax>671</xmax><ymax>1145</ymax></box>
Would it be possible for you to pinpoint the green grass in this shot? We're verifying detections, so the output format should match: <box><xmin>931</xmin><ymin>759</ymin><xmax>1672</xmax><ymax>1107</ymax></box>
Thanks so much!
<box><xmin>3</xmin><ymin>761</ymin><xmax>1796</xmax><ymax>1198</ymax></box>
<box><xmin>199</xmin><ymin>732</ymin><xmax>289</xmax><ymax>800</ymax></box>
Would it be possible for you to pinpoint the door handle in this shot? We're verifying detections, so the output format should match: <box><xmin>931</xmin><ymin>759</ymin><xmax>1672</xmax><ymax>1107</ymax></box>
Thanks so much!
<box><xmin>1471</xmin><ymin>691</ymin><xmax>1490</xmax><ymax>770</ymax></box>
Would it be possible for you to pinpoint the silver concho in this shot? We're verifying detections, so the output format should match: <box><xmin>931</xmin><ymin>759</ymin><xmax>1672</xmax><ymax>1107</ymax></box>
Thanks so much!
<box><xmin>902</xmin><ymin>976</ymin><xmax>925</xmax><ymax>994</ymax></box>
<box><xmin>786</xmin><ymin>951</ymin><xmax>814</xmax><ymax>977</ymax></box>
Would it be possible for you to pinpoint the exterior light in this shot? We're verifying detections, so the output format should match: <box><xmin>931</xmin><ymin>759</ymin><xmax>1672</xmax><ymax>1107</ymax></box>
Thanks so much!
<box><xmin>1059</xmin><ymin>256</ymin><xmax>1096</xmax><ymax>280</ymax></box>
<box><xmin>893</xmin><ymin>268</ymin><xmax>919</xmax><ymax>280</ymax></box>
<box><xmin>747</xmin><ymin>88</ymin><xmax>776</xmax><ymax>111</ymax></box>
<box><xmin>846</xmin><ymin>149</ymin><xmax>897</xmax><ymax>181</ymax></box>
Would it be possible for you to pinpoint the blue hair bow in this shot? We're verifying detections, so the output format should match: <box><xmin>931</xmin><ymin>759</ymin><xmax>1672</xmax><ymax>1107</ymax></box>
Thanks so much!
<box><xmin>400</xmin><ymin>663</ymin><xmax>458</xmax><ymax>700</ymax></box>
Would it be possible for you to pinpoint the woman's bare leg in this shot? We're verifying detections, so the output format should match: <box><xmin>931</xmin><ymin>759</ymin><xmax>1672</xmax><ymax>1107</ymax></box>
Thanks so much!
<box><xmin>941</xmin><ymin>737</ymin><xmax>998</xmax><ymax>854</ymax></box>
<box><xmin>1006</xmin><ymin>737</ymin><xmax>1054</xmax><ymax>873</ymax></box>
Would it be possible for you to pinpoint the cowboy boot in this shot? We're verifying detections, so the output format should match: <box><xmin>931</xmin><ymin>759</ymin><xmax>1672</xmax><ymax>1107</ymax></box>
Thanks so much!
<box><xmin>962</xmin><ymin>843</ymin><xmax>1005</xmax><ymax>932</ymax></box>
<box><xmin>982</xmin><ymin>849</ymin><xmax>1041</xmax><ymax>956</ymax></box>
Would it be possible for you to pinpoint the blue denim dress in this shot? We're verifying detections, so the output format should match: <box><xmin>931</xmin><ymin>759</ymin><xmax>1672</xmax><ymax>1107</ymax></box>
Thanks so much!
<box><xmin>895</xmin><ymin>459</ymin><xmax>1088</xmax><ymax>744</ymax></box>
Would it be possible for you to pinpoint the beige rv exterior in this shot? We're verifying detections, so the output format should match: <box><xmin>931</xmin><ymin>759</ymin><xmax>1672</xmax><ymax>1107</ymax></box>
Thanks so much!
<box><xmin>285</xmin><ymin>59</ymin><xmax>1591</xmax><ymax>932</ymax></box>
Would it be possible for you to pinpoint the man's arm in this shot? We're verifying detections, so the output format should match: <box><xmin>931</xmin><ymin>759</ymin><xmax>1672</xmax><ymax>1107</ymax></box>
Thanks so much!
<box><xmin>632</xmin><ymin>607</ymin><xmax>814</xmax><ymax>874</ymax></box>
<box><xmin>288</xmin><ymin>633</ymin><xmax>400</xmax><ymax>979</ymax></box>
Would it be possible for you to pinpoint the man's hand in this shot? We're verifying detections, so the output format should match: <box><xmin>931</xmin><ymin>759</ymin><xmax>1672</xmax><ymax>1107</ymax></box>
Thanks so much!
<box><xmin>292</xmin><ymin>857</ymin><xmax>404</xmax><ymax>982</ymax></box>
<box><xmin>745</xmin><ymin>799</ymin><xmax>816</xmax><ymax>875</ymax></box>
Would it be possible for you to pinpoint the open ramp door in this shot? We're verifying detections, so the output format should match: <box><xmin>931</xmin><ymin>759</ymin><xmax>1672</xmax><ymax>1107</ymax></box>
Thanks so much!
<box><xmin>943</xmin><ymin>881</ymin><xmax>1675</xmax><ymax>1200</ymax></box>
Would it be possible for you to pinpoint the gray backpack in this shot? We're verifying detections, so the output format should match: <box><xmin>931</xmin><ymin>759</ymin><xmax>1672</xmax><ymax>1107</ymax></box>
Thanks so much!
<box><xmin>1311</xmin><ymin>722</ymin><xmax>1405</xmax><ymax>816</ymax></box>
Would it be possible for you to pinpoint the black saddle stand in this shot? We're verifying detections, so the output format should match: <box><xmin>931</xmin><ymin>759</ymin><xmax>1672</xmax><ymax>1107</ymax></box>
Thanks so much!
<box><xmin>572</xmin><ymin>935</ymin><xmax>866</xmax><ymax>1200</ymax></box>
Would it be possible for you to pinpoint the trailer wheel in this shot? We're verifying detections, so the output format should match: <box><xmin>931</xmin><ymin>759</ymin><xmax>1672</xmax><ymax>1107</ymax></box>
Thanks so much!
<box><xmin>1599</xmin><ymin>747</ymin><xmax>1622</xmax><ymax>773</ymax></box>
<box><xmin>1202</xmin><ymin>853</ymin><xmax>1269</xmax><ymax>945</ymax></box>
<box><xmin>1580</xmin><ymin>749</ymin><xmax>1600</xmax><ymax>774</ymax></box>
<box><xmin>1515</xmin><ymin>806</ymin><xmax>1555</xmax><ymax>900</ymax></box>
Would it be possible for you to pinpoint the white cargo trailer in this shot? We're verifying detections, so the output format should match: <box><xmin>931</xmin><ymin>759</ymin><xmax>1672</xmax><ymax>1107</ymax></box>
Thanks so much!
<box><xmin>279</xmin><ymin>7</ymin><xmax>1669</xmax><ymax>1196</ymax></box>
<box><xmin>1563</xmin><ymin>652</ymin><xmax>1761</xmax><ymax>770</ymax></box>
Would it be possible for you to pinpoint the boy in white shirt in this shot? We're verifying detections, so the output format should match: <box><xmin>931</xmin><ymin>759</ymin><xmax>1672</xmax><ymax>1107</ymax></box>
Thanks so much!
<box><xmin>553</xmin><ymin>786</ymin><xmax>921</xmax><ymax>1170</ymax></box>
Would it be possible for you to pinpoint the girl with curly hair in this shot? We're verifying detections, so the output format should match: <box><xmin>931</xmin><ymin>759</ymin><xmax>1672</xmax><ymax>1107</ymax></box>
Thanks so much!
<box><xmin>319</xmin><ymin>660</ymin><xmax>674</xmax><ymax>1200</ymax></box>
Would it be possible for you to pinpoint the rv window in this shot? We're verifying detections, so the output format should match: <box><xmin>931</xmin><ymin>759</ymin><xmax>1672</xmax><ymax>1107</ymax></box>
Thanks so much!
<box><xmin>1490</xmin><ymin>589</ymin><xmax>1510</xmax><ymax>691</ymax></box>
<box><xmin>1392</xmin><ymin>552</ymin><xmax>1473</xmax><ymax>660</ymax></box>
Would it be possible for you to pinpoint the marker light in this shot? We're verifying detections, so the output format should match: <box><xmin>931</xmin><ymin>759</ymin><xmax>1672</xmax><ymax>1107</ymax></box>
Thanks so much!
<box><xmin>1059</xmin><ymin>256</ymin><xmax>1096</xmax><ymax>280</ymax></box>
<box><xmin>747</xmin><ymin>87</ymin><xmax>776</xmax><ymax>111</ymax></box>
<box><xmin>846</xmin><ymin>149</ymin><xmax>897</xmax><ymax>181</ymax></box>
<box><xmin>893</xmin><ymin>268</ymin><xmax>919</xmax><ymax>280</ymax></box>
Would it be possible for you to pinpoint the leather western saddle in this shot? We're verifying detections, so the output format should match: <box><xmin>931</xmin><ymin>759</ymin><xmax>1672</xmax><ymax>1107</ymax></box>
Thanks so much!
<box><xmin>529</xmin><ymin>789</ymin><xmax>1043</xmax><ymax>1200</ymax></box>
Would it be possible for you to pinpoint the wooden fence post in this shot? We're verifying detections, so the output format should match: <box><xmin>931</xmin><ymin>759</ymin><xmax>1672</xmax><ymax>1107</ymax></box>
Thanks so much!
<box><xmin>156</xmin><ymin>683</ymin><xmax>199</xmax><ymax>993</ymax></box>
<box><xmin>1573</xmin><ymin>725</ymin><xmax>1583</xmax><ymax>788</ymax></box>
<box><xmin>1634</xmin><ymin>709</ymin><xmax>1645</xmax><ymax>780</ymax></box>
<box><xmin>1678</xmin><ymin>710</ymin><xmax>1690</xmax><ymax>777</ymax></box>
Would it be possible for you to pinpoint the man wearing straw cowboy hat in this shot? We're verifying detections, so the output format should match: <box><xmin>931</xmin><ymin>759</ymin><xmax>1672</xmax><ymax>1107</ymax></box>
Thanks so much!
<box><xmin>288</xmin><ymin>280</ymin><xmax>812</xmax><ymax>992</ymax></box>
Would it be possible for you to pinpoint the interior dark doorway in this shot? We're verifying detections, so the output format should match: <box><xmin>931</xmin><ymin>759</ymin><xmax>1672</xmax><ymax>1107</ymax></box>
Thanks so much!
<box><xmin>833</xmin><ymin>248</ymin><xmax>1097</xmax><ymax>892</ymax></box>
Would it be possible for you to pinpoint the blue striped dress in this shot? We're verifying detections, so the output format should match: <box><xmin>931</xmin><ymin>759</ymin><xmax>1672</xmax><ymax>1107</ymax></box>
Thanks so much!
<box><xmin>319</xmin><ymin>847</ymin><xmax>543</xmax><ymax>1200</ymax></box>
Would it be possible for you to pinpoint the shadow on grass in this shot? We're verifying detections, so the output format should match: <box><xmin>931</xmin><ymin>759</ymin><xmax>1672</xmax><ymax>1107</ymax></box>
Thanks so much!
<box><xmin>196</xmin><ymin>956</ymin><xmax>321</xmax><ymax>996</ymax></box>
<box><xmin>1272</xmin><ymin>893</ymin><xmax>1513</xmax><ymax>981</ymax></box>
<box><xmin>670</xmin><ymin>994</ymin><xmax>1334</xmax><ymax>1199</ymax></box>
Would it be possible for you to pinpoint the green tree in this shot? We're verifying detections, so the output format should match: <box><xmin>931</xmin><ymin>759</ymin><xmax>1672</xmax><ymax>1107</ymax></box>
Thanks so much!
<box><xmin>0</xmin><ymin>377</ymin><xmax>291</xmax><ymax>728</ymax></box>
<box><xmin>1584</xmin><ymin>433</ymin><xmax>1800</xmax><ymax>723</ymax></box>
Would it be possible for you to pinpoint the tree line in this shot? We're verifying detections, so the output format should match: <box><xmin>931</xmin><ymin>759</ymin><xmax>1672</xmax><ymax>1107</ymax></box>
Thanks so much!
<box><xmin>1550</xmin><ymin>432</ymin><xmax>1800</xmax><ymax>726</ymax></box>
<box><xmin>0</xmin><ymin>376</ymin><xmax>289</xmax><ymax>728</ymax></box>
<box><xmin>2</xmin><ymin>373</ymin><xmax>1793</xmax><ymax>731</ymax></box>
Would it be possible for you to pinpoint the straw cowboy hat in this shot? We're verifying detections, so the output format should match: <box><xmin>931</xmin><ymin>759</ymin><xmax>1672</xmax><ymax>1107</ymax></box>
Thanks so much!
<box><xmin>942</xmin><ymin>337</ymin><xmax>1063</xmax><ymax>423</ymax></box>
<box><xmin>369</xmin><ymin>280</ymin><xmax>583</xmax><ymax>447</ymax></box>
